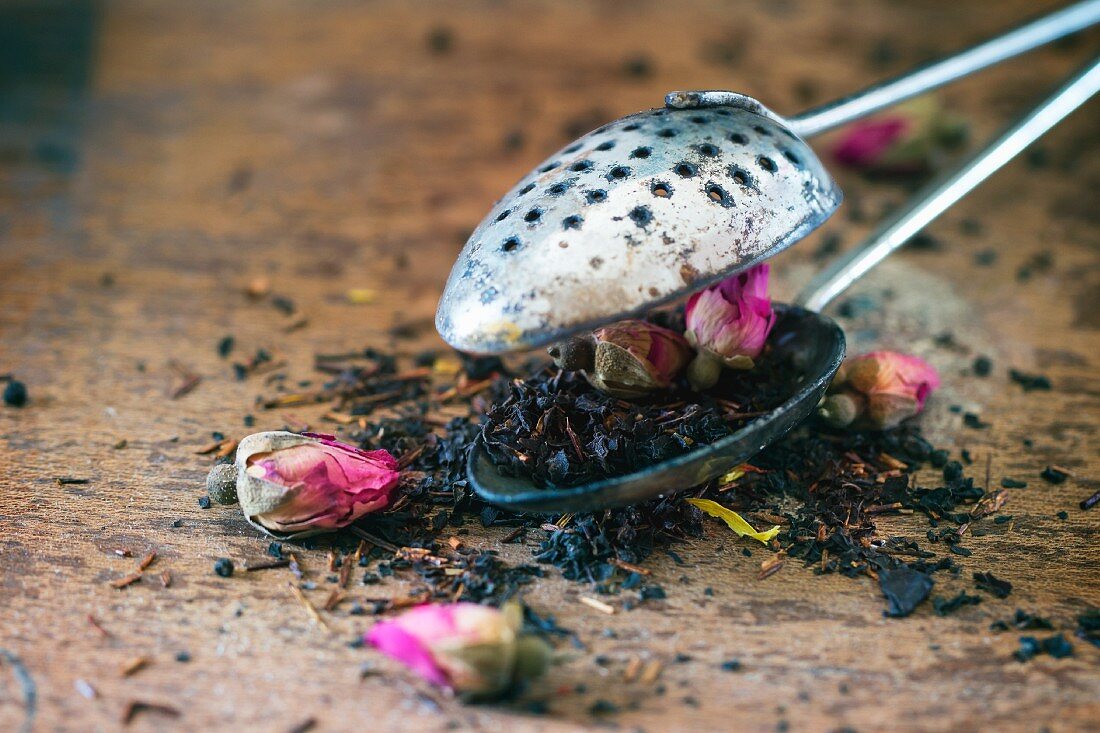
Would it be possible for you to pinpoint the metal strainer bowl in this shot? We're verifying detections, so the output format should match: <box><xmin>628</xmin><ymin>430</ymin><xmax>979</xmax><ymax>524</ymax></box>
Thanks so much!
<box><xmin>436</xmin><ymin>97</ymin><xmax>840</xmax><ymax>354</ymax></box>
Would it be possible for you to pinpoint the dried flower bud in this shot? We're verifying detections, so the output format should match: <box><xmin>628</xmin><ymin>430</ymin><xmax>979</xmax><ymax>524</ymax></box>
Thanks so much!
<box><xmin>366</xmin><ymin>601</ymin><xmax>551</xmax><ymax>700</ymax></box>
<box><xmin>549</xmin><ymin>319</ymin><xmax>692</xmax><ymax>399</ymax></box>
<box><xmin>215</xmin><ymin>430</ymin><xmax>399</xmax><ymax>539</ymax></box>
<box><xmin>821</xmin><ymin>351</ymin><xmax>941</xmax><ymax>430</ymax></box>
<box><xmin>832</xmin><ymin>98</ymin><xmax>968</xmax><ymax>176</ymax></box>
<box><xmin>683</xmin><ymin>264</ymin><xmax>776</xmax><ymax>391</ymax></box>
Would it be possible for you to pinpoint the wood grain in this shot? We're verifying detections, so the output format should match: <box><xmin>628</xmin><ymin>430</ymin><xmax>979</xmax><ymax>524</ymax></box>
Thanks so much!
<box><xmin>1</xmin><ymin>1</ymin><xmax>1098</xmax><ymax>731</ymax></box>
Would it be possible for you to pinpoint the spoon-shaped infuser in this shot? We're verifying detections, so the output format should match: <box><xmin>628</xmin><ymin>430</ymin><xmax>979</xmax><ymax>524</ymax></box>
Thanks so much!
<box><xmin>468</xmin><ymin>58</ymin><xmax>1100</xmax><ymax>513</ymax></box>
<box><xmin>434</xmin><ymin>2</ymin><xmax>1100</xmax><ymax>512</ymax></box>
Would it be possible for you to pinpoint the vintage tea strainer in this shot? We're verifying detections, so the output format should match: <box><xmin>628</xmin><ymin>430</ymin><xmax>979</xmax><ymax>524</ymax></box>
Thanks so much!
<box><xmin>434</xmin><ymin>2</ymin><xmax>1100</xmax><ymax>511</ymax></box>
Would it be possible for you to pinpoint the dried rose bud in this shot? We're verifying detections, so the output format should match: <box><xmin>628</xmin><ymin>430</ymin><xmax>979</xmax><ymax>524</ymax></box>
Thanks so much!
<box><xmin>832</xmin><ymin>98</ymin><xmax>968</xmax><ymax>175</ymax></box>
<box><xmin>683</xmin><ymin>264</ymin><xmax>776</xmax><ymax>391</ymax></box>
<box><xmin>366</xmin><ymin>601</ymin><xmax>551</xmax><ymax>700</ymax></box>
<box><xmin>549</xmin><ymin>319</ymin><xmax>692</xmax><ymax>399</ymax></box>
<box><xmin>820</xmin><ymin>351</ymin><xmax>941</xmax><ymax>430</ymax></box>
<box><xmin>213</xmin><ymin>430</ymin><xmax>400</xmax><ymax>539</ymax></box>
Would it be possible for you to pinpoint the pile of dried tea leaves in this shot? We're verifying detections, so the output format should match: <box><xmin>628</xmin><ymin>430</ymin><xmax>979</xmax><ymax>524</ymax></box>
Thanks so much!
<box><xmin>480</xmin><ymin>344</ymin><xmax>798</xmax><ymax>488</ymax></box>
<box><xmin>239</xmin><ymin>337</ymin><xmax>1015</xmax><ymax>620</ymax></box>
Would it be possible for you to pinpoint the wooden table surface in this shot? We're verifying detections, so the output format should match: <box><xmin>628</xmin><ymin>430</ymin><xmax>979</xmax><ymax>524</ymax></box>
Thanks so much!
<box><xmin>2</xmin><ymin>1</ymin><xmax>1098</xmax><ymax>731</ymax></box>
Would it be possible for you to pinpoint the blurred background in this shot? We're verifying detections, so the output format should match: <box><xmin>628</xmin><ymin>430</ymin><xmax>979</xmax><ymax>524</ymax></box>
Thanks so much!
<box><xmin>2</xmin><ymin>0</ymin><xmax>1094</xmax><ymax>325</ymax></box>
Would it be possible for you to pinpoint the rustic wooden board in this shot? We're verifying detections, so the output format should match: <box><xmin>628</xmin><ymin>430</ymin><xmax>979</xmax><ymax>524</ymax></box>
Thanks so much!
<box><xmin>1</xmin><ymin>1</ymin><xmax>1098</xmax><ymax>731</ymax></box>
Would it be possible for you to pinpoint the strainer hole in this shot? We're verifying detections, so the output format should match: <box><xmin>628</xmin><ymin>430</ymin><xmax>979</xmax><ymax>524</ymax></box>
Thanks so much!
<box><xmin>674</xmin><ymin>162</ymin><xmax>698</xmax><ymax>178</ymax></box>
<box><xmin>697</xmin><ymin>143</ymin><xmax>719</xmax><ymax>157</ymax></box>
<box><xmin>752</xmin><ymin>125</ymin><xmax>771</xmax><ymax>136</ymax></box>
<box><xmin>631</xmin><ymin>146</ymin><xmax>652</xmax><ymax>159</ymax></box>
<box><xmin>783</xmin><ymin>150</ymin><xmax>802</xmax><ymax>167</ymax></box>
<box><xmin>657</xmin><ymin>128</ymin><xmax>678</xmax><ymax>138</ymax></box>
<box><xmin>596</xmin><ymin>141</ymin><xmax>616</xmax><ymax>151</ymax></box>
<box><xmin>705</xmin><ymin>182</ymin><xmax>733</xmax><ymax>207</ymax></box>
<box><xmin>563</xmin><ymin>143</ymin><xmax>582</xmax><ymax>154</ymax></box>
<box><xmin>651</xmin><ymin>181</ymin><xmax>672</xmax><ymax>197</ymax></box>
<box><xmin>690</xmin><ymin>115</ymin><xmax>707</xmax><ymax>124</ymax></box>
<box><xmin>547</xmin><ymin>182</ymin><xmax>571</xmax><ymax>196</ymax></box>
<box><xmin>714</xmin><ymin>109</ymin><xmax>731</xmax><ymax>116</ymax></box>
<box><xmin>585</xmin><ymin>189</ymin><xmax>608</xmax><ymax>204</ymax></box>
<box><xmin>495</xmin><ymin>209</ymin><xmax>511</xmax><ymax>222</ymax></box>
<box><xmin>502</xmin><ymin>237</ymin><xmax>521</xmax><ymax>252</ymax></box>
<box><xmin>729</xmin><ymin>132</ymin><xmax>748</xmax><ymax>145</ymax></box>
<box><xmin>524</xmin><ymin>208</ymin><xmax>542</xmax><ymax>223</ymax></box>
<box><xmin>623</xmin><ymin>123</ymin><xmax>641</xmax><ymax>131</ymax></box>
<box><xmin>607</xmin><ymin>165</ymin><xmax>632</xmax><ymax>181</ymax></box>
<box><xmin>519</xmin><ymin>182</ymin><xmax>536</xmax><ymax>195</ymax></box>
<box><xmin>538</xmin><ymin>161</ymin><xmax>561</xmax><ymax>173</ymax></box>
<box><xmin>757</xmin><ymin>155</ymin><xmax>777</xmax><ymax>173</ymax></box>
<box><xmin>628</xmin><ymin>205</ymin><xmax>653</xmax><ymax>227</ymax></box>
<box><xmin>728</xmin><ymin>166</ymin><xmax>754</xmax><ymax>187</ymax></box>
<box><xmin>570</xmin><ymin>160</ymin><xmax>594</xmax><ymax>172</ymax></box>
<box><xmin>562</xmin><ymin>215</ymin><xmax>583</xmax><ymax>230</ymax></box>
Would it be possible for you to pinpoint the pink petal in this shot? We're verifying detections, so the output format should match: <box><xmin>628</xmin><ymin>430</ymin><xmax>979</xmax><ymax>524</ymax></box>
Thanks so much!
<box><xmin>365</xmin><ymin>603</ymin><xmax>510</xmax><ymax>691</ymax></box>
<box><xmin>851</xmin><ymin>351</ymin><xmax>940</xmax><ymax>412</ymax></box>
<box><xmin>367</xmin><ymin>619</ymin><xmax>450</xmax><ymax>688</ymax></box>
<box><xmin>246</xmin><ymin>436</ymin><xmax>400</xmax><ymax>533</ymax></box>
<box><xmin>833</xmin><ymin>117</ymin><xmax>910</xmax><ymax>168</ymax></box>
<box><xmin>685</xmin><ymin>264</ymin><xmax>775</xmax><ymax>361</ymax></box>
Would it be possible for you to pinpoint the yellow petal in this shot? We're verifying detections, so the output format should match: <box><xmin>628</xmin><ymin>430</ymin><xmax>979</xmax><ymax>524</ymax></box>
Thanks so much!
<box><xmin>686</xmin><ymin>498</ymin><xmax>780</xmax><ymax>544</ymax></box>
<box><xmin>432</xmin><ymin>355</ymin><xmax>464</xmax><ymax>377</ymax></box>
<box><xmin>718</xmin><ymin>465</ymin><xmax>747</xmax><ymax>484</ymax></box>
<box><xmin>346</xmin><ymin>288</ymin><xmax>377</xmax><ymax>304</ymax></box>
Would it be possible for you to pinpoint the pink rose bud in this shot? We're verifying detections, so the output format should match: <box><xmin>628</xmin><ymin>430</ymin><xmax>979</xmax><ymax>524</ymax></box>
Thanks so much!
<box><xmin>366</xmin><ymin>602</ymin><xmax>551</xmax><ymax>700</ymax></box>
<box><xmin>820</xmin><ymin>351</ymin><xmax>941</xmax><ymax>430</ymax></box>
<box><xmin>231</xmin><ymin>430</ymin><xmax>400</xmax><ymax>538</ymax></box>
<box><xmin>683</xmin><ymin>264</ymin><xmax>777</xmax><ymax>391</ymax></box>
<box><xmin>549</xmin><ymin>319</ymin><xmax>692</xmax><ymax>399</ymax></box>
<box><xmin>832</xmin><ymin>98</ymin><xmax>968</xmax><ymax>176</ymax></box>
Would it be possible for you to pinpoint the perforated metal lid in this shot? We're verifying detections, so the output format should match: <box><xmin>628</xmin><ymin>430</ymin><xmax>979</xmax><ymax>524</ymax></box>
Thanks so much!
<box><xmin>436</xmin><ymin>94</ymin><xmax>841</xmax><ymax>354</ymax></box>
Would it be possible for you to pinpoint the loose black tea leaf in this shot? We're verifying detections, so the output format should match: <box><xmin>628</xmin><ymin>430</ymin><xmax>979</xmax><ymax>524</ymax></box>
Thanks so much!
<box><xmin>962</xmin><ymin>413</ymin><xmax>989</xmax><ymax>430</ymax></box>
<box><xmin>971</xmin><ymin>356</ymin><xmax>992</xmax><ymax>376</ymax></box>
<box><xmin>1008</xmin><ymin>369</ymin><xmax>1052</xmax><ymax>391</ymax></box>
<box><xmin>1040</xmin><ymin>466</ymin><xmax>1069</xmax><ymax>484</ymax></box>
<box><xmin>879</xmin><ymin>567</ymin><xmax>934</xmax><ymax>617</ymax></box>
<box><xmin>933</xmin><ymin>592</ymin><xmax>981</xmax><ymax>616</ymax></box>
<box><xmin>973</xmin><ymin>571</ymin><xmax>1012</xmax><ymax>598</ymax></box>
<box><xmin>2</xmin><ymin>379</ymin><xmax>28</xmax><ymax>407</ymax></box>
<box><xmin>990</xmin><ymin>609</ymin><xmax>1053</xmax><ymax>632</ymax></box>
<box><xmin>1076</xmin><ymin>610</ymin><xmax>1100</xmax><ymax>648</ymax></box>
<box><xmin>1014</xmin><ymin>634</ymin><xmax>1073</xmax><ymax>662</ymax></box>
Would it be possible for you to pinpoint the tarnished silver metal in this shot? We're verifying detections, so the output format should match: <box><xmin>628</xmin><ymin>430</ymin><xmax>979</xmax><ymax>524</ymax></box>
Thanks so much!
<box><xmin>437</xmin><ymin>2</ymin><xmax>1098</xmax><ymax>355</ymax></box>
<box><xmin>436</xmin><ymin>102</ymin><xmax>841</xmax><ymax>354</ymax></box>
